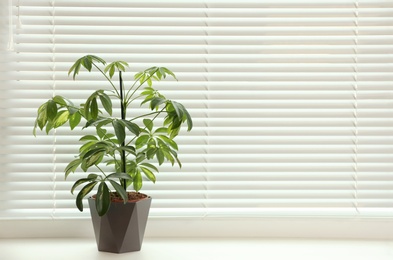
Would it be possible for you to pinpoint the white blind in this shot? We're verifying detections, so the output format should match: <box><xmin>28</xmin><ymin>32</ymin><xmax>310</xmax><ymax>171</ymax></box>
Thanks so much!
<box><xmin>1</xmin><ymin>0</ymin><xmax>393</xmax><ymax>219</ymax></box>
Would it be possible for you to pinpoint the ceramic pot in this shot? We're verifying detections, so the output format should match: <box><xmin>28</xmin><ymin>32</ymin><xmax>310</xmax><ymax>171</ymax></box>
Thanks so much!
<box><xmin>88</xmin><ymin>196</ymin><xmax>152</xmax><ymax>253</ymax></box>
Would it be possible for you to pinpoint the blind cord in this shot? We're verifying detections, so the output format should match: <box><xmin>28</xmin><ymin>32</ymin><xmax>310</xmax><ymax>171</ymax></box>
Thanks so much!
<box><xmin>50</xmin><ymin>0</ymin><xmax>57</xmax><ymax>220</ymax></box>
<box><xmin>6</xmin><ymin>0</ymin><xmax>13</xmax><ymax>51</ymax></box>
<box><xmin>352</xmin><ymin>0</ymin><xmax>360</xmax><ymax>215</ymax></box>
<box><xmin>202</xmin><ymin>1</ymin><xmax>210</xmax><ymax>218</ymax></box>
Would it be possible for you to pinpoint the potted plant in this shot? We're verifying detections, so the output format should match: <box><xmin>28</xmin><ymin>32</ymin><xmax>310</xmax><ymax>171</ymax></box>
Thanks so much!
<box><xmin>33</xmin><ymin>55</ymin><xmax>193</xmax><ymax>253</ymax></box>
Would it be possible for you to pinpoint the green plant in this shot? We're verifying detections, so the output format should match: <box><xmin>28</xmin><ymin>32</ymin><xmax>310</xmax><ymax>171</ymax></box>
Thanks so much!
<box><xmin>33</xmin><ymin>55</ymin><xmax>192</xmax><ymax>216</ymax></box>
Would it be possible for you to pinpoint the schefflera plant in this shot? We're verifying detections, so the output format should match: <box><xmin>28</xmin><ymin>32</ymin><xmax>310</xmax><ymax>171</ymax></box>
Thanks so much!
<box><xmin>33</xmin><ymin>55</ymin><xmax>192</xmax><ymax>216</ymax></box>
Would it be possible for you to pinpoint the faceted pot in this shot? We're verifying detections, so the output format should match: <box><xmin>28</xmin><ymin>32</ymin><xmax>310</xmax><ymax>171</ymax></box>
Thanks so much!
<box><xmin>88</xmin><ymin>196</ymin><xmax>152</xmax><ymax>253</ymax></box>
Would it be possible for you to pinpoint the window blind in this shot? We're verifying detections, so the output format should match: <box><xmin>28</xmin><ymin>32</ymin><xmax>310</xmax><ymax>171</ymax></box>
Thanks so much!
<box><xmin>1</xmin><ymin>0</ymin><xmax>393</xmax><ymax>219</ymax></box>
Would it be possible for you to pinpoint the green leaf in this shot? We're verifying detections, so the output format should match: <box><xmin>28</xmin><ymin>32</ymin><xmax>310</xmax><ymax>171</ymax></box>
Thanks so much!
<box><xmin>89</xmin><ymin>55</ymin><xmax>106</xmax><ymax>65</ymax></box>
<box><xmin>105</xmin><ymin>61</ymin><xmax>129</xmax><ymax>79</ymax></box>
<box><xmin>140</xmin><ymin>167</ymin><xmax>156</xmax><ymax>183</ymax></box>
<box><xmin>53</xmin><ymin>110</ymin><xmax>70</xmax><ymax>128</ymax></box>
<box><xmin>116</xmin><ymin>146</ymin><xmax>136</xmax><ymax>155</ymax></box>
<box><xmin>83</xmin><ymin>147</ymin><xmax>106</xmax><ymax>159</ymax></box>
<box><xmin>134</xmin><ymin>71</ymin><xmax>143</xmax><ymax>80</ymax></box>
<box><xmin>79</xmin><ymin>141</ymin><xmax>96</xmax><ymax>155</ymax></box>
<box><xmin>84</xmin><ymin>118</ymin><xmax>112</xmax><ymax>129</ymax></box>
<box><xmin>68</xmin><ymin>60</ymin><xmax>82</xmax><ymax>80</ymax></box>
<box><xmin>79</xmin><ymin>135</ymin><xmax>98</xmax><ymax>142</ymax></box>
<box><xmin>106</xmin><ymin>172</ymin><xmax>132</xmax><ymax>180</ymax></box>
<box><xmin>163</xmin><ymin>149</ymin><xmax>175</xmax><ymax>165</ymax></box>
<box><xmin>86</xmin><ymin>153</ymin><xmax>104</xmax><ymax>169</ymax></box>
<box><xmin>65</xmin><ymin>158</ymin><xmax>82</xmax><ymax>179</ymax></box>
<box><xmin>146</xmin><ymin>77</ymin><xmax>152</xmax><ymax>87</ymax></box>
<box><xmin>150</xmin><ymin>97</ymin><xmax>166</xmax><ymax>110</ymax></box>
<box><xmin>112</xmin><ymin>120</ymin><xmax>125</xmax><ymax>144</ymax></box>
<box><xmin>121</xmin><ymin>120</ymin><xmax>140</xmax><ymax>136</ymax></box>
<box><xmin>135</xmin><ymin>135</ymin><xmax>149</xmax><ymax>149</ymax></box>
<box><xmin>109</xmin><ymin>180</ymin><xmax>128</xmax><ymax>203</ymax></box>
<box><xmin>140</xmin><ymin>162</ymin><xmax>158</xmax><ymax>172</ymax></box>
<box><xmin>96</xmin><ymin>128</ymin><xmax>107</xmax><ymax>139</ymax></box>
<box><xmin>87</xmin><ymin>173</ymin><xmax>99</xmax><ymax>180</ymax></box>
<box><xmin>170</xmin><ymin>101</ymin><xmax>184</xmax><ymax>120</ymax></box>
<box><xmin>76</xmin><ymin>181</ymin><xmax>97</xmax><ymax>212</ymax></box>
<box><xmin>96</xmin><ymin>182</ymin><xmax>111</xmax><ymax>216</ymax></box>
<box><xmin>83</xmin><ymin>148</ymin><xmax>105</xmax><ymax>168</ymax></box>
<box><xmin>46</xmin><ymin>100</ymin><xmax>58</xmax><ymax>120</ymax></box>
<box><xmin>71</xmin><ymin>178</ymin><xmax>93</xmax><ymax>194</ymax></box>
<box><xmin>154</xmin><ymin>127</ymin><xmax>168</xmax><ymax>134</ymax></box>
<box><xmin>169</xmin><ymin>149</ymin><xmax>182</xmax><ymax>168</ymax></box>
<box><xmin>81</xmin><ymin>56</ymin><xmax>93</xmax><ymax>71</ymax></box>
<box><xmin>156</xmin><ymin>149</ymin><xmax>165</xmax><ymax>165</ymax></box>
<box><xmin>162</xmin><ymin>67</ymin><xmax>177</xmax><ymax>80</ymax></box>
<box><xmin>69</xmin><ymin>112</ymin><xmax>81</xmax><ymax>130</ymax></box>
<box><xmin>157</xmin><ymin>135</ymin><xmax>178</xmax><ymax>150</ymax></box>
<box><xmin>133</xmin><ymin>170</ymin><xmax>143</xmax><ymax>191</ymax></box>
<box><xmin>53</xmin><ymin>95</ymin><xmax>67</xmax><ymax>106</ymax></box>
<box><xmin>90</xmin><ymin>98</ymin><xmax>99</xmax><ymax>120</ymax></box>
<box><xmin>36</xmin><ymin>103</ymin><xmax>48</xmax><ymax>130</ymax></box>
<box><xmin>141</xmin><ymin>87</ymin><xmax>154</xmax><ymax>96</ymax></box>
<box><xmin>183</xmin><ymin>106</ymin><xmax>193</xmax><ymax>131</ymax></box>
<box><xmin>45</xmin><ymin>121</ymin><xmax>54</xmax><ymax>134</ymax></box>
<box><xmin>143</xmin><ymin>119</ymin><xmax>153</xmax><ymax>132</ymax></box>
<box><xmin>136</xmin><ymin>153</ymin><xmax>146</xmax><ymax>164</ymax></box>
<box><xmin>98</xmin><ymin>93</ymin><xmax>112</xmax><ymax>115</ymax></box>
<box><xmin>109</xmin><ymin>65</ymin><xmax>115</xmax><ymax>78</ymax></box>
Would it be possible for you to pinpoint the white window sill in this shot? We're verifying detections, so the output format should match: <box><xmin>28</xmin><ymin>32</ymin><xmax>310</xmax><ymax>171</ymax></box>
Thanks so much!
<box><xmin>1</xmin><ymin>238</ymin><xmax>393</xmax><ymax>260</ymax></box>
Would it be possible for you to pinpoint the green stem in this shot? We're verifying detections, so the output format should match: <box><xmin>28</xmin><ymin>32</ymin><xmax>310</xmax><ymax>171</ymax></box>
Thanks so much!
<box><xmin>95</xmin><ymin>165</ymin><xmax>108</xmax><ymax>178</ymax></box>
<box><xmin>126</xmin><ymin>107</ymin><xmax>166</xmax><ymax>146</ymax></box>
<box><xmin>125</xmin><ymin>69</ymin><xmax>159</xmax><ymax>104</ymax></box>
<box><xmin>93</xmin><ymin>63</ymin><xmax>120</xmax><ymax>97</ymax></box>
<box><xmin>119</xmin><ymin>71</ymin><xmax>127</xmax><ymax>191</ymax></box>
<box><xmin>129</xmin><ymin>111</ymin><xmax>162</xmax><ymax>122</ymax></box>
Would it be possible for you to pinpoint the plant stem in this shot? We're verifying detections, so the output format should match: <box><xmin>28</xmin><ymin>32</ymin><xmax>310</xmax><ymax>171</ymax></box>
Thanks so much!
<box><xmin>125</xmin><ymin>68</ymin><xmax>158</xmax><ymax>104</ymax></box>
<box><xmin>119</xmin><ymin>71</ymin><xmax>127</xmax><ymax>191</ymax></box>
<box><xmin>126</xmin><ymin>107</ymin><xmax>166</xmax><ymax>146</ymax></box>
<box><xmin>93</xmin><ymin>63</ymin><xmax>120</xmax><ymax>97</ymax></box>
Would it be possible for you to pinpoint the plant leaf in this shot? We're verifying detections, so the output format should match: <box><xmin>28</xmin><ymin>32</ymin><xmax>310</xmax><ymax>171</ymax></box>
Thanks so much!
<box><xmin>157</xmin><ymin>135</ymin><xmax>178</xmax><ymax>150</ymax></box>
<box><xmin>98</xmin><ymin>93</ymin><xmax>112</xmax><ymax>115</ymax></box>
<box><xmin>170</xmin><ymin>101</ymin><xmax>184</xmax><ymax>120</ymax></box>
<box><xmin>140</xmin><ymin>162</ymin><xmax>158</xmax><ymax>172</ymax></box>
<box><xmin>96</xmin><ymin>182</ymin><xmax>110</xmax><ymax>216</ymax></box>
<box><xmin>135</xmin><ymin>135</ymin><xmax>149</xmax><ymax>149</ymax></box>
<box><xmin>116</xmin><ymin>146</ymin><xmax>136</xmax><ymax>155</ymax></box>
<box><xmin>133</xmin><ymin>170</ymin><xmax>142</xmax><ymax>191</ymax></box>
<box><xmin>79</xmin><ymin>135</ymin><xmax>98</xmax><ymax>142</ymax></box>
<box><xmin>46</xmin><ymin>100</ymin><xmax>58</xmax><ymax>120</ymax></box>
<box><xmin>69</xmin><ymin>112</ymin><xmax>81</xmax><ymax>130</ymax></box>
<box><xmin>156</xmin><ymin>149</ymin><xmax>165</xmax><ymax>165</ymax></box>
<box><xmin>76</xmin><ymin>181</ymin><xmax>97</xmax><ymax>212</ymax></box>
<box><xmin>106</xmin><ymin>172</ymin><xmax>132</xmax><ymax>180</ymax></box>
<box><xmin>150</xmin><ymin>97</ymin><xmax>167</xmax><ymax>110</ymax></box>
<box><xmin>71</xmin><ymin>178</ymin><xmax>93</xmax><ymax>195</ymax></box>
<box><xmin>121</xmin><ymin>120</ymin><xmax>140</xmax><ymax>136</ymax></box>
<box><xmin>109</xmin><ymin>180</ymin><xmax>128</xmax><ymax>204</ymax></box>
<box><xmin>53</xmin><ymin>95</ymin><xmax>67</xmax><ymax>106</ymax></box>
<box><xmin>112</xmin><ymin>120</ymin><xmax>125</xmax><ymax>144</ymax></box>
<box><xmin>53</xmin><ymin>110</ymin><xmax>70</xmax><ymax>128</ymax></box>
<box><xmin>65</xmin><ymin>158</ymin><xmax>82</xmax><ymax>179</ymax></box>
<box><xmin>140</xmin><ymin>166</ymin><xmax>156</xmax><ymax>183</ymax></box>
<box><xmin>143</xmin><ymin>119</ymin><xmax>153</xmax><ymax>132</ymax></box>
<box><xmin>90</xmin><ymin>98</ymin><xmax>99</xmax><ymax>120</ymax></box>
<box><xmin>36</xmin><ymin>102</ymin><xmax>48</xmax><ymax>130</ymax></box>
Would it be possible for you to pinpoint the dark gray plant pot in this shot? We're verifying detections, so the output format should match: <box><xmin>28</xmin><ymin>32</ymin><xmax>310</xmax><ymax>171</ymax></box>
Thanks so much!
<box><xmin>88</xmin><ymin>196</ymin><xmax>152</xmax><ymax>253</ymax></box>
